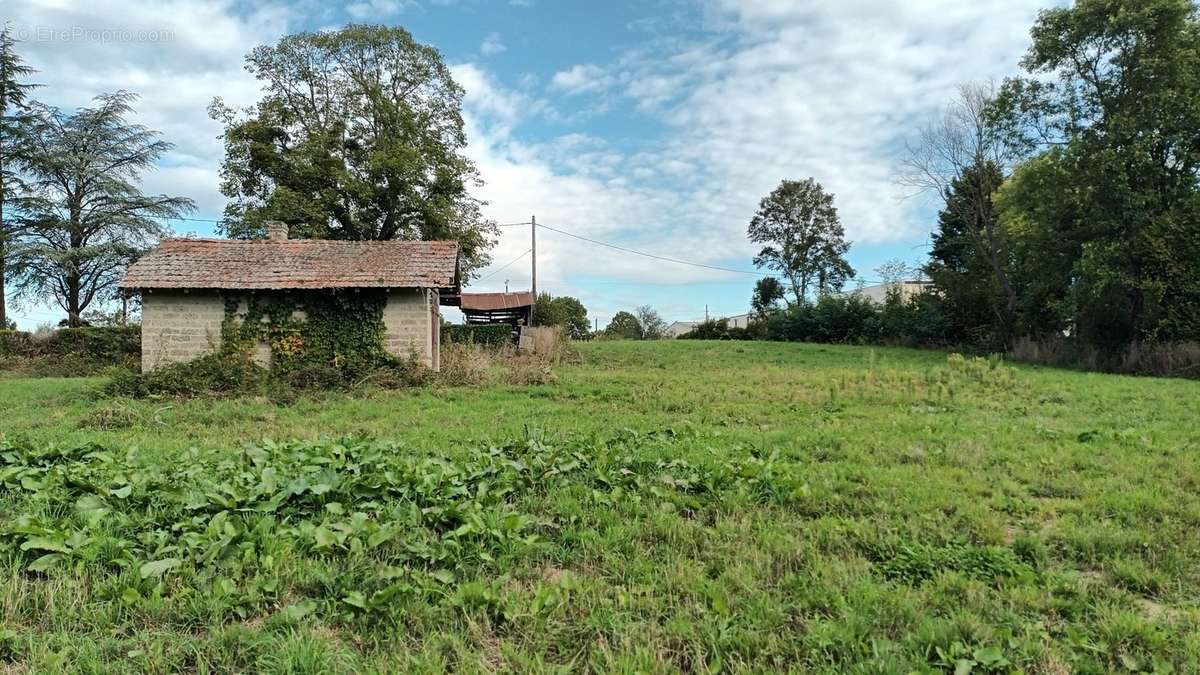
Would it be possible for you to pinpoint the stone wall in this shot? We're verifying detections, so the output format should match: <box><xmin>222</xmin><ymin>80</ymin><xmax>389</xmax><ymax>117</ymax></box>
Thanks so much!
<box><xmin>139</xmin><ymin>290</ymin><xmax>226</xmax><ymax>372</ymax></box>
<box><xmin>140</xmin><ymin>288</ymin><xmax>440</xmax><ymax>372</ymax></box>
<box><xmin>382</xmin><ymin>288</ymin><xmax>436</xmax><ymax>368</ymax></box>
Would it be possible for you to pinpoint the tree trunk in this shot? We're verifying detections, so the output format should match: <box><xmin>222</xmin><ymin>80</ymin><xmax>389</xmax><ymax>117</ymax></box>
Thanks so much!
<box><xmin>66</xmin><ymin>273</ymin><xmax>81</xmax><ymax>327</ymax></box>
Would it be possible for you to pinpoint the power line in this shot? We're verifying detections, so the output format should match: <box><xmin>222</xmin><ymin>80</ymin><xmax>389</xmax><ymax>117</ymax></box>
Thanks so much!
<box><xmin>535</xmin><ymin>222</ymin><xmax>772</xmax><ymax>277</ymax></box>
<box><xmin>479</xmin><ymin>248</ymin><xmax>532</xmax><ymax>281</ymax></box>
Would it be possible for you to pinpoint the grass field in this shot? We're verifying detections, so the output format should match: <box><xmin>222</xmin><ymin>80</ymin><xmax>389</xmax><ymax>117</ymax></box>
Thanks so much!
<box><xmin>1</xmin><ymin>340</ymin><xmax>1198</xmax><ymax>673</ymax></box>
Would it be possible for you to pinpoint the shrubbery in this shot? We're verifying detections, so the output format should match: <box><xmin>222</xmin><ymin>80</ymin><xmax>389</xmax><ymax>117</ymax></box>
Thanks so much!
<box><xmin>105</xmin><ymin>353</ymin><xmax>271</xmax><ymax>398</ymax></box>
<box><xmin>0</xmin><ymin>326</ymin><xmax>141</xmax><ymax>376</ymax></box>
<box><xmin>683</xmin><ymin>292</ymin><xmax>948</xmax><ymax>347</ymax></box>
<box><xmin>442</xmin><ymin>323</ymin><xmax>513</xmax><ymax>347</ymax></box>
<box><xmin>105</xmin><ymin>352</ymin><xmax>434</xmax><ymax>400</ymax></box>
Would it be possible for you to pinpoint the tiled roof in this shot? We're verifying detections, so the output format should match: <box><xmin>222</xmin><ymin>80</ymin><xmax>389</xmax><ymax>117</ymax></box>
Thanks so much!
<box><xmin>120</xmin><ymin>238</ymin><xmax>460</xmax><ymax>291</ymax></box>
<box><xmin>459</xmin><ymin>291</ymin><xmax>534</xmax><ymax>311</ymax></box>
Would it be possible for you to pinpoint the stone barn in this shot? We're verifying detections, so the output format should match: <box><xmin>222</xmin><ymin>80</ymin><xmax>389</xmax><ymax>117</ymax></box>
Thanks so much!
<box><xmin>120</xmin><ymin>224</ymin><xmax>460</xmax><ymax>372</ymax></box>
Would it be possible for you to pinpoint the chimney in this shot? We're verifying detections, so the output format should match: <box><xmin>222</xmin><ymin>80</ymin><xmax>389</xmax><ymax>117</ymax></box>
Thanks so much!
<box><xmin>265</xmin><ymin>221</ymin><xmax>288</xmax><ymax>241</ymax></box>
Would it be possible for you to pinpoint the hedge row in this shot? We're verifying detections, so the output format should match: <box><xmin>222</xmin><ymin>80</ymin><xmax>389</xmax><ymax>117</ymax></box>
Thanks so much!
<box><xmin>0</xmin><ymin>326</ymin><xmax>141</xmax><ymax>362</ymax></box>
<box><xmin>442</xmin><ymin>323</ymin><xmax>513</xmax><ymax>347</ymax></box>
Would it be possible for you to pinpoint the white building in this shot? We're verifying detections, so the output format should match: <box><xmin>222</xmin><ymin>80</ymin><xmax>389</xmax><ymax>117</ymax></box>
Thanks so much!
<box><xmin>845</xmin><ymin>281</ymin><xmax>932</xmax><ymax>304</ymax></box>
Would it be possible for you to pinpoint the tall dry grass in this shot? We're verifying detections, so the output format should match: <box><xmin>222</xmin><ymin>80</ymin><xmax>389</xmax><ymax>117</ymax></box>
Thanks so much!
<box><xmin>1010</xmin><ymin>337</ymin><xmax>1200</xmax><ymax>379</ymax></box>
<box><xmin>436</xmin><ymin>325</ymin><xmax>577</xmax><ymax>386</ymax></box>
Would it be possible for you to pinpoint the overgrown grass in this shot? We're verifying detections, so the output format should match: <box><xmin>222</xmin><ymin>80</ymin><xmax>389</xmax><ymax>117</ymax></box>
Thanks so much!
<box><xmin>1</xmin><ymin>340</ymin><xmax>1198</xmax><ymax>672</ymax></box>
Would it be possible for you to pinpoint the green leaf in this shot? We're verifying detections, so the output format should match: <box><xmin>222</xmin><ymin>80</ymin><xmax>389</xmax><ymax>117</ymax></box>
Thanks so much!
<box><xmin>342</xmin><ymin>591</ymin><xmax>368</xmax><ymax>610</ymax></box>
<box><xmin>20</xmin><ymin>537</ymin><xmax>69</xmax><ymax>554</ymax></box>
<box><xmin>75</xmin><ymin>494</ymin><xmax>109</xmax><ymax>522</ymax></box>
<box><xmin>110</xmin><ymin>485</ymin><xmax>133</xmax><ymax>499</ymax></box>
<box><xmin>27</xmin><ymin>553</ymin><xmax>62</xmax><ymax>572</ymax></box>
<box><xmin>313</xmin><ymin>526</ymin><xmax>338</xmax><ymax>549</ymax></box>
<box><xmin>430</xmin><ymin>569</ymin><xmax>456</xmax><ymax>585</ymax></box>
<box><xmin>954</xmin><ymin>659</ymin><xmax>974</xmax><ymax>675</ymax></box>
<box><xmin>139</xmin><ymin>558</ymin><xmax>181</xmax><ymax>579</ymax></box>
<box><xmin>973</xmin><ymin>646</ymin><xmax>1005</xmax><ymax>667</ymax></box>
<box><xmin>280</xmin><ymin>599</ymin><xmax>317</xmax><ymax>621</ymax></box>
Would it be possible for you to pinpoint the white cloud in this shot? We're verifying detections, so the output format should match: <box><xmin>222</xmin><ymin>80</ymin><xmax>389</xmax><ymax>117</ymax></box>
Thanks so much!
<box><xmin>346</xmin><ymin>0</ymin><xmax>409</xmax><ymax>19</ymax></box>
<box><xmin>455</xmin><ymin>0</ymin><xmax>1047</xmax><ymax>322</ymax></box>
<box><xmin>549</xmin><ymin>64</ymin><xmax>615</xmax><ymax>95</ymax></box>
<box><xmin>480</xmin><ymin>32</ymin><xmax>505</xmax><ymax>57</ymax></box>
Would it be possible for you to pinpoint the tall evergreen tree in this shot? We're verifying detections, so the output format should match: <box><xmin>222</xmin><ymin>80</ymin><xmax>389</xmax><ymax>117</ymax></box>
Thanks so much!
<box><xmin>924</xmin><ymin>160</ymin><xmax>1010</xmax><ymax>347</ymax></box>
<box><xmin>10</xmin><ymin>92</ymin><xmax>193</xmax><ymax>326</ymax></box>
<box><xmin>0</xmin><ymin>26</ymin><xmax>38</xmax><ymax>330</ymax></box>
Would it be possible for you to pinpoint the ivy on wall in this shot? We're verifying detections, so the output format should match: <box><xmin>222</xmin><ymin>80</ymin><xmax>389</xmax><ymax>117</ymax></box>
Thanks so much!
<box><xmin>220</xmin><ymin>291</ymin><xmax>394</xmax><ymax>377</ymax></box>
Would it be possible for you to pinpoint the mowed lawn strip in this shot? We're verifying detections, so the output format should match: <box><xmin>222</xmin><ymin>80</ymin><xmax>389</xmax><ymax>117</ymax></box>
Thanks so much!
<box><xmin>1</xmin><ymin>340</ymin><xmax>1198</xmax><ymax>673</ymax></box>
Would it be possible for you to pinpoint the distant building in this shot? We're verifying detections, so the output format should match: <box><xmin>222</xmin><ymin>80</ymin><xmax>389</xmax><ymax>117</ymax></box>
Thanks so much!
<box><xmin>665</xmin><ymin>321</ymin><xmax>699</xmax><ymax>338</ymax></box>
<box><xmin>845</xmin><ymin>280</ymin><xmax>932</xmax><ymax>304</ymax></box>
<box><xmin>721</xmin><ymin>313</ymin><xmax>755</xmax><ymax>328</ymax></box>
<box><xmin>666</xmin><ymin>311</ymin><xmax>757</xmax><ymax>338</ymax></box>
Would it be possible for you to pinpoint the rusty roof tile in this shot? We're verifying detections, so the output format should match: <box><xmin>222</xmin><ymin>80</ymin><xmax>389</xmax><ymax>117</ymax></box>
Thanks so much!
<box><xmin>120</xmin><ymin>238</ymin><xmax>460</xmax><ymax>291</ymax></box>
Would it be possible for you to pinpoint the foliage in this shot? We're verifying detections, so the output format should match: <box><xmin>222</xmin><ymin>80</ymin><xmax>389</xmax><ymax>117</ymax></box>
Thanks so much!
<box><xmin>924</xmin><ymin>160</ymin><xmax>1011</xmax><ymax>348</ymax></box>
<box><xmin>7</xmin><ymin>92</ymin><xmax>193</xmax><ymax>326</ymax></box>
<box><xmin>748</xmin><ymin>178</ymin><xmax>855</xmax><ymax>304</ymax></box>
<box><xmin>603</xmin><ymin>310</ymin><xmax>642</xmax><ymax>340</ymax></box>
<box><xmin>0</xmin><ymin>26</ymin><xmax>39</xmax><ymax>331</ymax></box>
<box><xmin>209</xmin><ymin>24</ymin><xmax>497</xmax><ymax>276</ymax></box>
<box><xmin>532</xmin><ymin>293</ymin><xmax>589</xmax><ymax>339</ymax></box>
<box><xmin>442</xmin><ymin>323</ymin><xmax>512</xmax><ymax>347</ymax></box>
<box><xmin>762</xmin><ymin>294</ymin><xmax>879</xmax><ymax>344</ymax></box>
<box><xmin>2</xmin><ymin>340</ymin><xmax>1200</xmax><ymax>671</ymax></box>
<box><xmin>750</xmin><ymin>277</ymin><xmax>786</xmax><ymax>315</ymax></box>
<box><xmin>902</xmin><ymin>81</ymin><xmax>1021</xmax><ymax>346</ymax></box>
<box><xmin>634</xmin><ymin>305</ymin><xmax>667</xmax><ymax>340</ymax></box>
<box><xmin>992</xmin><ymin>0</ymin><xmax>1200</xmax><ymax>346</ymax></box>
<box><xmin>680</xmin><ymin>318</ymin><xmax>735</xmax><ymax>340</ymax></box>
<box><xmin>105</xmin><ymin>352</ymin><xmax>270</xmax><ymax>398</ymax></box>
<box><xmin>219</xmin><ymin>291</ymin><xmax>396</xmax><ymax>382</ymax></box>
<box><xmin>0</xmin><ymin>326</ymin><xmax>140</xmax><ymax>375</ymax></box>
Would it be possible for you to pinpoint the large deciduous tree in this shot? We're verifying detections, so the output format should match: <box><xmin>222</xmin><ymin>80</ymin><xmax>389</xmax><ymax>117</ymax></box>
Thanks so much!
<box><xmin>0</xmin><ymin>26</ymin><xmax>38</xmax><ymax>330</ymax></box>
<box><xmin>604</xmin><ymin>311</ymin><xmax>642</xmax><ymax>340</ymax></box>
<box><xmin>635</xmin><ymin>305</ymin><xmax>667</xmax><ymax>340</ymax></box>
<box><xmin>533</xmin><ymin>293</ymin><xmax>590</xmax><ymax>339</ymax></box>
<box><xmin>993</xmin><ymin>0</ymin><xmax>1200</xmax><ymax>346</ymax></box>
<box><xmin>10</xmin><ymin>92</ymin><xmax>193</xmax><ymax>326</ymax></box>
<box><xmin>747</xmin><ymin>178</ymin><xmax>854</xmax><ymax>305</ymax></box>
<box><xmin>210</xmin><ymin>24</ymin><xmax>497</xmax><ymax>276</ymax></box>
<box><xmin>750</xmin><ymin>276</ymin><xmax>785</xmax><ymax>315</ymax></box>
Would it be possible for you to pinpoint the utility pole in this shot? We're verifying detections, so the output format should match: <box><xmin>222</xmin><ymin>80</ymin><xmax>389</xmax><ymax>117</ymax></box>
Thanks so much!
<box><xmin>530</xmin><ymin>214</ymin><xmax>537</xmax><ymax>325</ymax></box>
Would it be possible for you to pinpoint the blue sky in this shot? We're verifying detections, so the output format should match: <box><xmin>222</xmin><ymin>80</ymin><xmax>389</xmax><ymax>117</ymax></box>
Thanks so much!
<box><xmin>6</xmin><ymin>0</ymin><xmax>1051</xmax><ymax>329</ymax></box>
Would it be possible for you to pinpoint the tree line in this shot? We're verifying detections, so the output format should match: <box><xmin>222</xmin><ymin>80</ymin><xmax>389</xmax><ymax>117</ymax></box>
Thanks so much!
<box><xmin>728</xmin><ymin>0</ymin><xmax>1200</xmax><ymax>374</ymax></box>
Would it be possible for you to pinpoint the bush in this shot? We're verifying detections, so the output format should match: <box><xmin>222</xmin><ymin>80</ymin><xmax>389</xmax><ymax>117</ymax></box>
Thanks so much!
<box><xmin>1</xmin><ymin>326</ymin><xmax>140</xmax><ymax>375</ymax></box>
<box><xmin>105</xmin><ymin>353</ymin><xmax>269</xmax><ymax>398</ymax></box>
<box><xmin>41</xmin><ymin>326</ymin><xmax>141</xmax><ymax>362</ymax></box>
<box><xmin>0</xmin><ymin>330</ymin><xmax>35</xmax><ymax>357</ymax></box>
<box><xmin>443</xmin><ymin>323</ymin><xmax>513</xmax><ymax>347</ymax></box>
